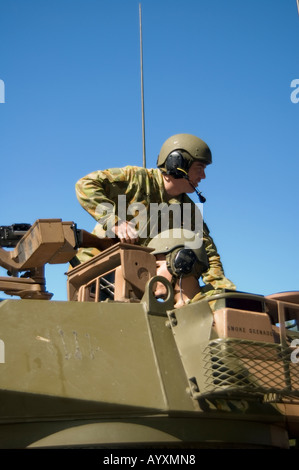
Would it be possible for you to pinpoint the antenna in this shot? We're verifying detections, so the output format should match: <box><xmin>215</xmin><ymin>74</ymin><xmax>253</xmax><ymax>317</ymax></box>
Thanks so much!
<box><xmin>297</xmin><ymin>0</ymin><xmax>299</xmax><ymax>15</ymax></box>
<box><xmin>139</xmin><ymin>3</ymin><xmax>146</xmax><ymax>168</ymax></box>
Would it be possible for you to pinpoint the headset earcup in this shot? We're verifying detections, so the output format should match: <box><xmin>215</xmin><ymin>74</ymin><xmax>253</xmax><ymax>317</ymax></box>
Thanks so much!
<box><xmin>165</xmin><ymin>151</ymin><xmax>189</xmax><ymax>178</ymax></box>
<box><xmin>166</xmin><ymin>248</ymin><xmax>197</xmax><ymax>277</ymax></box>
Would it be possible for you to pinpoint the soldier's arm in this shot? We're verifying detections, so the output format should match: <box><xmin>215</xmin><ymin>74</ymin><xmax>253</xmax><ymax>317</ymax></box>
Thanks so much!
<box><xmin>201</xmin><ymin>223</ymin><xmax>236</xmax><ymax>290</ymax></box>
<box><xmin>75</xmin><ymin>167</ymin><xmax>142</xmax><ymax>243</ymax></box>
<box><xmin>75</xmin><ymin>168</ymin><xmax>128</xmax><ymax>229</ymax></box>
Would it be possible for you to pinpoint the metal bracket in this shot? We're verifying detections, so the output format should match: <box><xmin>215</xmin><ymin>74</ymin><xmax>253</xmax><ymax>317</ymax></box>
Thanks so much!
<box><xmin>141</xmin><ymin>276</ymin><xmax>174</xmax><ymax>315</ymax></box>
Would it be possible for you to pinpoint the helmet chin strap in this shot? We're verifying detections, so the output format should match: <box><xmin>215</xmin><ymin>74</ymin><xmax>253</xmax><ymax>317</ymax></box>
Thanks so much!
<box><xmin>176</xmin><ymin>167</ymin><xmax>206</xmax><ymax>203</ymax></box>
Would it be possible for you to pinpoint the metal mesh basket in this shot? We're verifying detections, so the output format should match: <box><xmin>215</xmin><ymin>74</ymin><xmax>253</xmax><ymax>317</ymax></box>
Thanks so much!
<box><xmin>199</xmin><ymin>338</ymin><xmax>299</xmax><ymax>402</ymax></box>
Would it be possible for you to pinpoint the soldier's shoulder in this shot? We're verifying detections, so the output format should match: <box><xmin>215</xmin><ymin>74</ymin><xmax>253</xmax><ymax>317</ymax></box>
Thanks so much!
<box><xmin>122</xmin><ymin>166</ymin><xmax>159</xmax><ymax>177</ymax></box>
<box><xmin>98</xmin><ymin>166</ymin><xmax>143</xmax><ymax>179</ymax></box>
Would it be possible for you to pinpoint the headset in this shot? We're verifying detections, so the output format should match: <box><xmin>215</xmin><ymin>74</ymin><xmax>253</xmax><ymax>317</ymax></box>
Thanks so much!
<box><xmin>165</xmin><ymin>245</ymin><xmax>209</xmax><ymax>279</ymax></box>
<box><xmin>166</xmin><ymin>247</ymin><xmax>199</xmax><ymax>277</ymax></box>
<box><xmin>164</xmin><ymin>151</ymin><xmax>206</xmax><ymax>203</ymax></box>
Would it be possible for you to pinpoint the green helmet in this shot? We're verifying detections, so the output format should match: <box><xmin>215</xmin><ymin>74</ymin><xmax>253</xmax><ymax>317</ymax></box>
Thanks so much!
<box><xmin>148</xmin><ymin>229</ymin><xmax>209</xmax><ymax>279</ymax></box>
<box><xmin>157</xmin><ymin>133</ymin><xmax>212</xmax><ymax>169</ymax></box>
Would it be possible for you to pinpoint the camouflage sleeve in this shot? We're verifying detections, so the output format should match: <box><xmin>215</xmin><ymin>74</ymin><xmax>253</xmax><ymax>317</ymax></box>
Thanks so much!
<box><xmin>201</xmin><ymin>222</ymin><xmax>236</xmax><ymax>291</ymax></box>
<box><xmin>75</xmin><ymin>168</ymin><xmax>130</xmax><ymax>230</ymax></box>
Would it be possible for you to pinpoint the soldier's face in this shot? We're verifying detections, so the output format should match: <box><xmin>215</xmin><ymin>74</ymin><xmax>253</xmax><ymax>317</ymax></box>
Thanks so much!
<box><xmin>174</xmin><ymin>161</ymin><xmax>206</xmax><ymax>195</ymax></box>
<box><xmin>163</xmin><ymin>161</ymin><xmax>206</xmax><ymax>197</ymax></box>
<box><xmin>187</xmin><ymin>162</ymin><xmax>206</xmax><ymax>188</ymax></box>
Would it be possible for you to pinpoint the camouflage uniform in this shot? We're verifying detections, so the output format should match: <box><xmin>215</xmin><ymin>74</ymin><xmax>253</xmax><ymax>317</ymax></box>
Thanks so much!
<box><xmin>75</xmin><ymin>165</ymin><xmax>236</xmax><ymax>294</ymax></box>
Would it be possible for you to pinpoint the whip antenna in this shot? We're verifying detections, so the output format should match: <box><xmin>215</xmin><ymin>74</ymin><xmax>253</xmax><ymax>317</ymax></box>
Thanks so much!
<box><xmin>139</xmin><ymin>3</ymin><xmax>146</xmax><ymax>168</ymax></box>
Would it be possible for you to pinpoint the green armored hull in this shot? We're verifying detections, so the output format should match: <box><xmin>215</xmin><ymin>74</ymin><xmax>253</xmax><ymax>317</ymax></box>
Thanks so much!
<box><xmin>0</xmin><ymin>220</ymin><xmax>299</xmax><ymax>449</ymax></box>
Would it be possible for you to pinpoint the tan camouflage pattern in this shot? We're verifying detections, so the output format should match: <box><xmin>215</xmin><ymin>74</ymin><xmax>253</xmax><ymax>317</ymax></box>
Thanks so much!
<box><xmin>75</xmin><ymin>166</ymin><xmax>236</xmax><ymax>293</ymax></box>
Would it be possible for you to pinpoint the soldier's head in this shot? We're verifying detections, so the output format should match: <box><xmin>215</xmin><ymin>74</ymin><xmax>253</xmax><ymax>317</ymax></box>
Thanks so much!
<box><xmin>157</xmin><ymin>133</ymin><xmax>212</xmax><ymax>197</ymax></box>
<box><xmin>147</xmin><ymin>229</ymin><xmax>209</xmax><ymax>307</ymax></box>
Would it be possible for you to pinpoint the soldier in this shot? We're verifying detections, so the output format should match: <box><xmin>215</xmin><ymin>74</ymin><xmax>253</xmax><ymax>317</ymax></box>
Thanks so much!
<box><xmin>75</xmin><ymin>133</ymin><xmax>236</xmax><ymax>296</ymax></box>
<box><xmin>147</xmin><ymin>229</ymin><xmax>210</xmax><ymax>307</ymax></box>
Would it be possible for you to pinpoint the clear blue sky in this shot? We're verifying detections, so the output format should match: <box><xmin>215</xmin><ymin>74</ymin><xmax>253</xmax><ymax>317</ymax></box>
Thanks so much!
<box><xmin>0</xmin><ymin>0</ymin><xmax>298</xmax><ymax>301</ymax></box>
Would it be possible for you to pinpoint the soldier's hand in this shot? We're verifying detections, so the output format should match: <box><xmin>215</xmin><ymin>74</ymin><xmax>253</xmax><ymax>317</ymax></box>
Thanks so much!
<box><xmin>112</xmin><ymin>221</ymin><xmax>139</xmax><ymax>244</ymax></box>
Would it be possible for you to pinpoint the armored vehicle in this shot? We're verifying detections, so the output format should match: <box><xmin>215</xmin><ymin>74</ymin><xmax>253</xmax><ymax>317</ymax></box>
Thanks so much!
<box><xmin>0</xmin><ymin>219</ymin><xmax>298</xmax><ymax>449</ymax></box>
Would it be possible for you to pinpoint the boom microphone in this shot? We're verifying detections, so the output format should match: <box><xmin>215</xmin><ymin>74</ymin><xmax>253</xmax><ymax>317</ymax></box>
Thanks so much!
<box><xmin>176</xmin><ymin>167</ymin><xmax>206</xmax><ymax>203</ymax></box>
<box><xmin>187</xmin><ymin>181</ymin><xmax>206</xmax><ymax>203</ymax></box>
